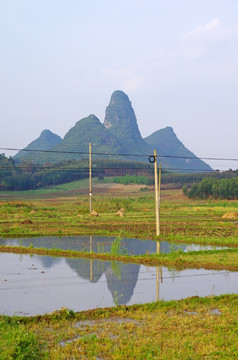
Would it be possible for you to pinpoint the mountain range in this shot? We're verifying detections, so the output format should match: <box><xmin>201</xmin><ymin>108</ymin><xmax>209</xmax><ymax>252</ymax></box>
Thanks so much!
<box><xmin>14</xmin><ymin>90</ymin><xmax>212</xmax><ymax>171</ymax></box>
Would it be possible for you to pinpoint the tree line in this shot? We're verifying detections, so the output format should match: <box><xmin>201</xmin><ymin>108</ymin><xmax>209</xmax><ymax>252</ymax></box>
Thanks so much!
<box><xmin>0</xmin><ymin>155</ymin><xmax>154</xmax><ymax>191</ymax></box>
<box><xmin>0</xmin><ymin>153</ymin><xmax>237</xmax><ymax>192</ymax></box>
<box><xmin>183</xmin><ymin>176</ymin><xmax>238</xmax><ymax>200</ymax></box>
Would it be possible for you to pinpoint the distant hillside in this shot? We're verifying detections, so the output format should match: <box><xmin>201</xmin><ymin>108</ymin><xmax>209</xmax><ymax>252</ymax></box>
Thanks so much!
<box><xmin>14</xmin><ymin>91</ymin><xmax>212</xmax><ymax>172</ymax></box>
<box><xmin>52</xmin><ymin>114</ymin><xmax>124</xmax><ymax>159</ymax></box>
<box><xmin>144</xmin><ymin>127</ymin><xmax>212</xmax><ymax>171</ymax></box>
<box><xmin>14</xmin><ymin>129</ymin><xmax>62</xmax><ymax>163</ymax></box>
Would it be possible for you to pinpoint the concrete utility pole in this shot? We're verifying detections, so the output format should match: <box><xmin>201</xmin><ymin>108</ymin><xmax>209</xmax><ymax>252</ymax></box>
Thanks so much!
<box><xmin>154</xmin><ymin>150</ymin><xmax>159</xmax><ymax>236</ymax></box>
<box><xmin>158</xmin><ymin>163</ymin><xmax>161</xmax><ymax>235</ymax></box>
<box><xmin>89</xmin><ymin>143</ymin><xmax>92</xmax><ymax>212</ymax></box>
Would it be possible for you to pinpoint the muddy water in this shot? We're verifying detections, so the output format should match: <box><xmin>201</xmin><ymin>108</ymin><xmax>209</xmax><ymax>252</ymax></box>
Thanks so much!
<box><xmin>0</xmin><ymin>236</ymin><xmax>226</xmax><ymax>255</ymax></box>
<box><xmin>0</xmin><ymin>252</ymin><xmax>237</xmax><ymax>316</ymax></box>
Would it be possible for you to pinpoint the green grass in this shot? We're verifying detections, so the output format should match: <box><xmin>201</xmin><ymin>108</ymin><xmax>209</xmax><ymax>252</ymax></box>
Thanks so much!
<box><xmin>1</xmin><ymin>295</ymin><xmax>237</xmax><ymax>359</ymax></box>
<box><xmin>0</xmin><ymin>317</ymin><xmax>44</xmax><ymax>359</ymax></box>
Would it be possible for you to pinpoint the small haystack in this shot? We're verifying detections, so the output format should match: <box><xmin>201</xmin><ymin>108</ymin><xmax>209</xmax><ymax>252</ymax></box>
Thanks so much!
<box><xmin>222</xmin><ymin>212</ymin><xmax>238</xmax><ymax>220</ymax></box>
<box><xmin>90</xmin><ymin>210</ymin><xmax>99</xmax><ymax>217</ymax></box>
<box><xmin>114</xmin><ymin>210</ymin><xmax>125</xmax><ymax>217</ymax></box>
<box><xmin>21</xmin><ymin>219</ymin><xmax>33</xmax><ymax>224</ymax></box>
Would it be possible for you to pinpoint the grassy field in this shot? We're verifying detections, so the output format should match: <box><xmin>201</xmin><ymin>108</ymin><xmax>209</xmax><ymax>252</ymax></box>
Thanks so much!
<box><xmin>0</xmin><ymin>182</ymin><xmax>237</xmax><ymax>359</ymax></box>
<box><xmin>1</xmin><ymin>295</ymin><xmax>237</xmax><ymax>359</ymax></box>
<box><xmin>0</xmin><ymin>184</ymin><xmax>238</xmax><ymax>269</ymax></box>
<box><xmin>0</xmin><ymin>183</ymin><xmax>237</xmax><ymax>247</ymax></box>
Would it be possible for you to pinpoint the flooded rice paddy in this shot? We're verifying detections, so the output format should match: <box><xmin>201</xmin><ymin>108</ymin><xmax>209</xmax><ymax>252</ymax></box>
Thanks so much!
<box><xmin>0</xmin><ymin>235</ymin><xmax>227</xmax><ymax>255</ymax></box>
<box><xmin>1</xmin><ymin>251</ymin><xmax>237</xmax><ymax>316</ymax></box>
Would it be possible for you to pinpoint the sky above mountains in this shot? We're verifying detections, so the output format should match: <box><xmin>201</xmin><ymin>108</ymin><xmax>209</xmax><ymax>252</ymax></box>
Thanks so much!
<box><xmin>1</xmin><ymin>0</ymin><xmax>238</xmax><ymax>170</ymax></box>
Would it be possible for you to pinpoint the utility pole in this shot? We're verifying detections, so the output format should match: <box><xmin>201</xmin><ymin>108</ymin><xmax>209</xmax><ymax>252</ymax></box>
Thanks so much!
<box><xmin>154</xmin><ymin>150</ymin><xmax>160</xmax><ymax>236</ymax></box>
<box><xmin>89</xmin><ymin>143</ymin><xmax>92</xmax><ymax>212</ymax></box>
<box><xmin>158</xmin><ymin>163</ymin><xmax>161</xmax><ymax>235</ymax></box>
<box><xmin>156</xmin><ymin>163</ymin><xmax>162</xmax><ymax>252</ymax></box>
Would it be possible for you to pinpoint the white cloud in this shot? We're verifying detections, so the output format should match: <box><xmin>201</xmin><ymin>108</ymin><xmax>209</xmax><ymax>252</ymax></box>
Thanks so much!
<box><xmin>187</xmin><ymin>18</ymin><xmax>221</xmax><ymax>37</ymax></box>
<box><xmin>181</xmin><ymin>19</ymin><xmax>238</xmax><ymax>59</ymax></box>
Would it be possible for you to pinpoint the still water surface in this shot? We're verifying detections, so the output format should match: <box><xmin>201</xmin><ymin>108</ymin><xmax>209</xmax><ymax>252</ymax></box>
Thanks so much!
<box><xmin>0</xmin><ymin>252</ymin><xmax>237</xmax><ymax>316</ymax></box>
<box><xmin>0</xmin><ymin>235</ymin><xmax>226</xmax><ymax>255</ymax></box>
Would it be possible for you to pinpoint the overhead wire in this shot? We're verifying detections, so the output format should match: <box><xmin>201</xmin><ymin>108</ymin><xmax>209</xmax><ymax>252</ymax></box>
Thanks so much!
<box><xmin>1</xmin><ymin>146</ymin><xmax>238</xmax><ymax>162</ymax></box>
<box><xmin>0</xmin><ymin>164</ymin><xmax>230</xmax><ymax>173</ymax></box>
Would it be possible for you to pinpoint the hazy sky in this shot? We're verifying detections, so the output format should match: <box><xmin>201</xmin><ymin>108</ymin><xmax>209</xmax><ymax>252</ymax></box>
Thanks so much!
<box><xmin>1</xmin><ymin>0</ymin><xmax>238</xmax><ymax>170</ymax></box>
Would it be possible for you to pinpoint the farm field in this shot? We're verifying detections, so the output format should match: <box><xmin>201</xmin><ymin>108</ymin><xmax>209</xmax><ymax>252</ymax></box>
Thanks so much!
<box><xmin>0</xmin><ymin>181</ymin><xmax>238</xmax><ymax>359</ymax></box>
<box><xmin>0</xmin><ymin>181</ymin><xmax>238</xmax><ymax>248</ymax></box>
<box><xmin>0</xmin><ymin>183</ymin><xmax>238</xmax><ymax>270</ymax></box>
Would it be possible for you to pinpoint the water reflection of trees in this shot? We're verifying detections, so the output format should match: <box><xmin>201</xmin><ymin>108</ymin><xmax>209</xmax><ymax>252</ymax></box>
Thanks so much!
<box><xmin>64</xmin><ymin>237</ymin><xmax>158</xmax><ymax>304</ymax></box>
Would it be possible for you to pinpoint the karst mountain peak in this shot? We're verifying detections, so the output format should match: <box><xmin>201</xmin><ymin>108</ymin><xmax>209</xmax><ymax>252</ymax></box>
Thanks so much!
<box><xmin>14</xmin><ymin>90</ymin><xmax>212</xmax><ymax>171</ymax></box>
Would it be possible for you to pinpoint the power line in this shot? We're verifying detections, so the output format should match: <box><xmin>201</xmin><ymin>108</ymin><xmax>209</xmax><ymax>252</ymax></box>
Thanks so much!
<box><xmin>1</xmin><ymin>146</ymin><xmax>238</xmax><ymax>162</ymax></box>
<box><xmin>137</xmin><ymin>271</ymin><xmax>229</xmax><ymax>281</ymax></box>
<box><xmin>0</xmin><ymin>147</ymin><xmax>148</xmax><ymax>158</ymax></box>
<box><xmin>0</xmin><ymin>165</ymin><xmax>219</xmax><ymax>172</ymax></box>
<box><xmin>158</xmin><ymin>154</ymin><xmax>238</xmax><ymax>162</ymax></box>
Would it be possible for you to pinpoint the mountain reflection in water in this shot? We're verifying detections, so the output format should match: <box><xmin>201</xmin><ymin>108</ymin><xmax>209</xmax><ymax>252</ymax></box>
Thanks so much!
<box><xmin>0</xmin><ymin>236</ymin><xmax>235</xmax><ymax>316</ymax></box>
<box><xmin>66</xmin><ymin>257</ymin><xmax>139</xmax><ymax>305</ymax></box>
<box><xmin>0</xmin><ymin>251</ymin><xmax>237</xmax><ymax>316</ymax></box>
<box><xmin>0</xmin><ymin>236</ymin><xmax>162</xmax><ymax>306</ymax></box>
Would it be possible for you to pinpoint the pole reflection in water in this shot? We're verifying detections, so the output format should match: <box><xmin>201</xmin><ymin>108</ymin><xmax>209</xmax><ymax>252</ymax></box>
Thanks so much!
<box><xmin>90</xmin><ymin>235</ymin><xmax>93</xmax><ymax>282</ymax></box>
<box><xmin>156</xmin><ymin>241</ymin><xmax>162</xmax><ymax>301</ymax></box>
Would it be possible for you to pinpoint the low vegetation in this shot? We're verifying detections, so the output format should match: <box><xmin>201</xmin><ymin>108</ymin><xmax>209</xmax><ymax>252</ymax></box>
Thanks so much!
<box><xmin>1</xmin><ymin>295</ymin><xmax>237</xmax><ymax>359</ymax></box>
<box><xmin>0</xmin><ymin>317</ymin><xmax>41</xmax><ymax>360</ymax></box>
